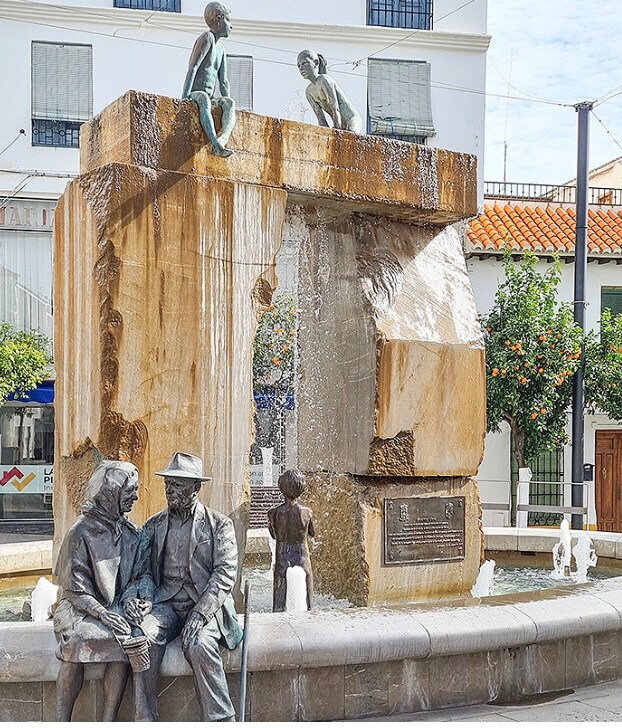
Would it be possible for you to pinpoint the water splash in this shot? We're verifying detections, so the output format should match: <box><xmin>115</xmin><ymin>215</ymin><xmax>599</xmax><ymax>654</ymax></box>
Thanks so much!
<box><xmin>30</xmin><ymin>577</ymin><xmax>59</xmax><ymax>622</ymax></box>
<box><xmin>572</xmin><ymin>532</ymin><xmax>598</xmax><ymax>584</ymax></box>
<box><xmin>471</xmin><ymin>559</ymin><xmax>496</xmax><ymax>597</ymax></box>
<box><xmin>552</xmin><ymin>518</ymin><xmax>572</xmax><ymax>578</ymax></box>
<box><xmin>285</xmin><ymin>565</ymin><xmax>308</xmax><ymax>612</ymax></box>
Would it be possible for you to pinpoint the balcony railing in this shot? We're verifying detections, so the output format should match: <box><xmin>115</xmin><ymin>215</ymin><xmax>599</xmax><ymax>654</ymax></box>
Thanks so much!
<box><xmin>113</xmin><ymin>0</ymin><xmax>180</xmax><ymax>11</ymax></box>
<box><xmin>367</xmin><ymin>0</ymin><xmax>433</xmax><ymax>30</ymax></box>
<box><xmin>485</xmin><ymin>181</ymin><xmax>622</xmax><ymax>206</ymax></box>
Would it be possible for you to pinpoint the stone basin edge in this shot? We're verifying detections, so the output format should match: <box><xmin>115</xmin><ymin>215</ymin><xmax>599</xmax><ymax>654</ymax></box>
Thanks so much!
<box><xmin>3</xmin><ymin>576</ymin><xmax>622</xmax><ymax>683</ymax></box>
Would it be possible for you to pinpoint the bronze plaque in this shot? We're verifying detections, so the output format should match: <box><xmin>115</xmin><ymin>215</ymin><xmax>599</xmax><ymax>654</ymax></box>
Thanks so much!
<box><xmin>383</xmin><ymin>496</ymin><xmax>465</xmax><ymax>565</ymax></box>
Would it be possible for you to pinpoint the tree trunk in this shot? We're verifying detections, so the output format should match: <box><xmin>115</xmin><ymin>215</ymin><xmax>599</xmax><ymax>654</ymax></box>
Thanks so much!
<box><xmin>505</xmin><ymin>414</ymin><xmax>525</xmax><ymax>470</ymax></box>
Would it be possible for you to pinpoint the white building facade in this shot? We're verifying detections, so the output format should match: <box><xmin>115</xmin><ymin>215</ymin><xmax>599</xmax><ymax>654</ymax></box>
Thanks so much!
<box><xmin>469</xmin><ymin>186</ymin><xmax>622</xmax><ymax>532</ymax></box>
<box><xmin>0</xmin><ymin>0</ymin><xmax>489</xmax><ymax>525</ymax></box>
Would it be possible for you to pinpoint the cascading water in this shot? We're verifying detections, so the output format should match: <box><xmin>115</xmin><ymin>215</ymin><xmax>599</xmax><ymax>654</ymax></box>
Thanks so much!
<box><xmin>260</xmin><ymin>446</ymin><xmax>274</xmax><ymax>488</ymax></box>
<box><xmin>285</xmin><ymin>566</ymin><xmax>308</xmax><ymax>612</ymax></box>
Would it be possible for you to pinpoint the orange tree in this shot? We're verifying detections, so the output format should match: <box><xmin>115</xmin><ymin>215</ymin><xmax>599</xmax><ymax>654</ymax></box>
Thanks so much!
<box><xmin>252</xmin><ymin>292</ymin><xmax>297</xmax><ymax>397</ymax></box>
<box><xmin>584</xmin><ymin>308</ymin><xmax>622</xmax><ymax>420</ymax></box>
<box><xmin>0</xmin><ymin>322</ymin><xmax>51</xmax><ymax>405</ymax></box>
<box><xmin>483</xmin><ymin>252</ymin><xmax>583</xmax><ymax>469</ymax></box>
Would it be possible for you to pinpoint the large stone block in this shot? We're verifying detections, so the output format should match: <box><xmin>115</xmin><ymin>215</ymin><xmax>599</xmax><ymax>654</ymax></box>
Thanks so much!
<box><xmin>292</xmin><ymin>208</ymin><xmax>485</xmax><ymax>478</ymax></box>
<box><xmin>304</xmin><ymin>473</ymin><xmax>483</xmax><ymax>606</ymax></box>
<box><xmin>55</xmin><ymin>91</ymin><xmax>484</xmax><ymax>603</ymax></box>
<box><xmin>80</xmin><ymin>91</ymin><xmax>477</xmax><ymax>225</ymax></box>
<box><xmin>54</xmin><ymin>162</ymin><xmax>286</xmax><ymax>533</ymax></box>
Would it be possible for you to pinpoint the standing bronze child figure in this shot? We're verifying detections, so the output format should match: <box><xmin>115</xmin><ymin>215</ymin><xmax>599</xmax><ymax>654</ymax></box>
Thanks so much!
<box><xmin>182</xmin><ymin>2</ymin><xmax>235</xmax><ymax>157</ymax></box>
<box><xmin>267</xmin><ymin>469</ymin><xmax>315</xmax><ymax>611</ymax></box>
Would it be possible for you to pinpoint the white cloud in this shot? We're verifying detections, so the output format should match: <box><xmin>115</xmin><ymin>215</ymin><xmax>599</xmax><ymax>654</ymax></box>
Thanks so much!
<box><xmin>485</xmin><ymin>0</ymin><xmax>622</xmax><ymax>184</ymax></box>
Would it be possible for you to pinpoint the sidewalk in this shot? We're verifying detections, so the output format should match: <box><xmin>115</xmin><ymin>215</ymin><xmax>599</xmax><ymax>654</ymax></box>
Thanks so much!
<box><xmin>357</xmin><ymin>679</ymin><xmax>622</xmax><ymax>722</ymax></box>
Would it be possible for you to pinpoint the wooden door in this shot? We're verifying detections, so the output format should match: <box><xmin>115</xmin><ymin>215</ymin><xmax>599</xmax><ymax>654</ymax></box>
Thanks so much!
<box><xmin>595</xmin><ymin>430</ymin><xmax>622</xmax><ymax>532</ymax></box>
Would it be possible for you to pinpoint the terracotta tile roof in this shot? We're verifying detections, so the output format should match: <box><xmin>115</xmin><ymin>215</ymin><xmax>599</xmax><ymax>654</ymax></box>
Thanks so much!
<box><xmin>466</xmin><ymin>202</ymin><xmax>622</xmax><ymax>256</ymax></box>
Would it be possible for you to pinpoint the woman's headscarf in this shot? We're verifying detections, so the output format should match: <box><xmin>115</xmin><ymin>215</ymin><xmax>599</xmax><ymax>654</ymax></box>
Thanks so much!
<box><xmin>82</xmin><ymin>461</ymin><xmax>138</xmax><ymax>542</ymax></box>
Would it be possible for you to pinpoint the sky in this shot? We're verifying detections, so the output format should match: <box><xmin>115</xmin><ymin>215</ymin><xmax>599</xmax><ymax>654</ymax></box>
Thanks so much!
<box><xmin>484</xmin><ymin>0</ymin><xmax>622</xmax><ymax>185</ymax></box>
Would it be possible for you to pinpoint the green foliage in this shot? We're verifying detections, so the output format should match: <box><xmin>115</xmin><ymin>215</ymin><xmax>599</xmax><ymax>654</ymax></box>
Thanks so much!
<box><xmin>0</xmin><ymin>322</ymin><xmax>52</xmax><ymax>405</ymax></box>
<box><xmin>585</xmin><ymin>308</ymin><xmax>622</xmax><ymax>419</ymax></box>
<box><xmin>252</xmin><ymin>292</ymin><xmax>297</xmax><ymax>396</ymax></box>
<box><xmin>482</xmin><ymin>252</ymin><xmax>583</xmax><ymax>467</ymax></box>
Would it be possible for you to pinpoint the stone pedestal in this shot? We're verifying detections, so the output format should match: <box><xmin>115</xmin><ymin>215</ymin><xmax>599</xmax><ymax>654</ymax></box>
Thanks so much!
<box><xmin>54</xmin><ymin>91</ymin><xmax>483</xmax><ymax>603</ymax></box>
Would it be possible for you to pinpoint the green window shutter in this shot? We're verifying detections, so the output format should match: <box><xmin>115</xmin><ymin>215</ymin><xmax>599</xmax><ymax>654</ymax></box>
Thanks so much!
<box><xmin>601</xmin><ymin>287</ymin><xmax>622</xmax><ymax>317</ymax></box>
<box><xmin>32</xmin><ymin>42</ymin><xmax>93</xmax><ymax>122</ymax></box>
<box><xmin>368</xmin><ymin>58</ymin><xmax>436</xmax><ymax>138</ymax></box>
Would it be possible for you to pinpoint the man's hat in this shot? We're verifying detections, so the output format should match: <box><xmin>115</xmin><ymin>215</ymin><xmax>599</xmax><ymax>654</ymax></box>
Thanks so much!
<box><xmin>155</xmin><ymin>452</ymin><xmax>212</xmax><ymax>482</ymax></box>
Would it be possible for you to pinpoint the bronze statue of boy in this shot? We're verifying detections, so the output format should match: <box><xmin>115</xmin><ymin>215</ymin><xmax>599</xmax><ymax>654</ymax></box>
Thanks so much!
<box><xmin>267</xmin><ymin>469</ymin><xmax>315</xmax><ymax>611</ymax></box>
<box><xmin>182</xmin><ymin>2</ymin><xmax>235</xmax><ymax>157</ymax></box>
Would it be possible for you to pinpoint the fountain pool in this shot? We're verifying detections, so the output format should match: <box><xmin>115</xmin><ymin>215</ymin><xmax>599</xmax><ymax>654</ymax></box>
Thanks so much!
<box><xmin>4</xmin><ymin>558</ymin><xmax>622</xmax><ymax>622</ymax></box>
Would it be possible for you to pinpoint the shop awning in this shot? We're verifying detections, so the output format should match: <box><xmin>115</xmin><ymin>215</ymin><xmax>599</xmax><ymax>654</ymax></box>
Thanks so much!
<box><xmin>9</xmin><ymin>380</ymin><xmax>55</xmax><ymax>405</ymax></box>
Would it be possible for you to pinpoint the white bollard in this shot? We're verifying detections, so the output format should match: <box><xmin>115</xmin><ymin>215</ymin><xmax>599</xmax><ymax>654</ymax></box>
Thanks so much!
<box><xmin>517</xmin><ymin>467</ymin><xmax>532</xmax><ymax>528</ymax></box>
<box><xmin>584</xmin><ymin>479</ymin><xmax>597</xmax><ymax>531</ymax></box>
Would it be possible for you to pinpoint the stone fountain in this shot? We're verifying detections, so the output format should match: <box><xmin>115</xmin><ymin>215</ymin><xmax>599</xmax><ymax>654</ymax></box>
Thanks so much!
<box><xmin>53</xmin><ymin>90</ymin><xmax>484</xmax><ymax>607</ymax></box>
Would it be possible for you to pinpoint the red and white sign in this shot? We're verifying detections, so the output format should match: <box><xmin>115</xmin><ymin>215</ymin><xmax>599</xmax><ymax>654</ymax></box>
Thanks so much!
<box><xmin>0</xmin><ymin>199</ymin><xmax>55</xmax><ymax>231</ymax></box>
<box><xmin>0</xmin><ymin>465</ymin><xmax>53</xmax><ymax>493</ymax></box>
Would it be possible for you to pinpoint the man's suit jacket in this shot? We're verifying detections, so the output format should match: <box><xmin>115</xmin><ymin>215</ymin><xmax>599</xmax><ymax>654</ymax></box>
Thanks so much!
<box><xmin>142</xmin><ymin>502</ymin><xmax>243</xmax><ymax>650</ymax></box>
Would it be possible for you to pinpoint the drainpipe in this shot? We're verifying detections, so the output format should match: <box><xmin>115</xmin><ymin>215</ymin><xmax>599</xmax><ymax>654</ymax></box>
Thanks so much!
<box><xmin>571</xmin><ymin>101</ymin><xmax>593</xmax><ymax>530</ymax></box>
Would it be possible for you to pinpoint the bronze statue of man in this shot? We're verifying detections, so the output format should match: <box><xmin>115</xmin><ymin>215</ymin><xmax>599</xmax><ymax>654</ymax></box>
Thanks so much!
<box><xmin>135</xmin><ymin>452</ymin><xmax>242</xmax><ymax>721</ymax></box>
<box><xmin>182</xmin><ymin>2</ymin><xmax>236</xmax><ymax>157</ymax></box>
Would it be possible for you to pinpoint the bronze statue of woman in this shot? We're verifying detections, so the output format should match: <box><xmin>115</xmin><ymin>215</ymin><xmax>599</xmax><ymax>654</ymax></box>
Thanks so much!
<box><xmin>53</xmin><ymin>461</ymin><xmax>149</xmax><ymax>721</ymax></box>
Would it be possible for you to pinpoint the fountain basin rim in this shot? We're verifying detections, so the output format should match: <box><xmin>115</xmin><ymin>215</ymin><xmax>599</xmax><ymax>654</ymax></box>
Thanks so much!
<box><xmin>3</xmin><ymin>576</ymin><xmax>622</xmax><ymax>683</ymax></box>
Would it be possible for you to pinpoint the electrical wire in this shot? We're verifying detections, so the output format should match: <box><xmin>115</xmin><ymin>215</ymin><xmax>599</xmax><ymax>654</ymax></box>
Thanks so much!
<box><xmin>0</xmin><ymin>175</ymin><xmax>34</xmax><ymax>210</ymax></box>
<box><xmin>0</xmin><ymin>11</ymin><xmax>573</xmax><ymax>108</ymax></box>
<box><xmin>0</xmin><ymin>130</ymin><xmax>26</xmax><ymax>159</ymax></box>
<box><xmin>591</xmin><ymin>110</ymin><xmax>622</xmax><ymax>155</ymax></box>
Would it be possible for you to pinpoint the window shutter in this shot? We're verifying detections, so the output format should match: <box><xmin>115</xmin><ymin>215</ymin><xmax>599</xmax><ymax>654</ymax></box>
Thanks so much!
<box><xmin>217</xmin><ymin>55</ymin><xmax>253</xmax><ymax>111</ymax></box>
<box><xmin>32</xmin><ymin>42</ymin><xmax>93</xmax><ymax>122</ymax></box>
<box><xmin>368</xmin><ymin>59</ymin><xmax>435</xmax><ymax>138</ymax></box>
<box><xmin>601</xmin><ymin>287</ymin><xmax>622</xmax><ymax>317</ymax></box>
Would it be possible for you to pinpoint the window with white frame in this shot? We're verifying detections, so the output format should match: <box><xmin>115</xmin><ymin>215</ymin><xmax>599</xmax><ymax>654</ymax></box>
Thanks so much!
<box><xmin>217</xmin><ymin>55</ymin><xmax>253</xmax><ymax>111</ymax></box>
<box><xmin>31</xmin><ymin>42</ymin><xmax>93</xmax><ymax>148</ymax></box>
<box><xmin>367</xmin><ymin>58</ymin><xmax>436</xmax><ymax>144</ymax></box>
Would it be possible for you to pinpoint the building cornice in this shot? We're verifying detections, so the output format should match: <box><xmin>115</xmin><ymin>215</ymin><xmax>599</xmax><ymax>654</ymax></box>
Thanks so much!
<box><xmin>0</xmin><ymin>0</ymin><xmax>490</xmax><ymax>53</ymax></box>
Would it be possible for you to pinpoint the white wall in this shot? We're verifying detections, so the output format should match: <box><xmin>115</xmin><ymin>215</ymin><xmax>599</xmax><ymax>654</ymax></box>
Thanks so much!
<box><xmin>0</xmin><ymin>0</ymin><xmax>488</xmax><ymax>198</ymax></box>
<box><xmin>24</xmin><ymin>0</ymin><xmax>488</xmax><ymax>34</ymax></box>
<box><xmin>467</xmin><ymin>256</ymin><xmax>622</xmax><ymax>332</ymax></box>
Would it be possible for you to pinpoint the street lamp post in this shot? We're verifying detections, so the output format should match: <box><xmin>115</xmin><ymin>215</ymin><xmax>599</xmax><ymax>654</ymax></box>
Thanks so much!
<box><xmin>571</xmin><ymin>101</ymin><xmax>593</xmax><ymax>531</ymax></box>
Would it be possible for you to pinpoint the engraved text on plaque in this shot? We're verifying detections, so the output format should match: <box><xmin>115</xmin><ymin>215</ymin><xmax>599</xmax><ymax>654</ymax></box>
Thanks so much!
<box><xmin>383</xmin><ymin>496</ymin><xmax>465</xmax><ymax>565</ymax></box>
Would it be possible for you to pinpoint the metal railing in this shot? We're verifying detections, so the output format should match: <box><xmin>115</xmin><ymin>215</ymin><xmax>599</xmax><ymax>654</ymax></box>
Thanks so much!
<box><xmin>484</xmin><ymin>181</ymin><xmax>622</xmax><ymax>206</ymax></box>
<box><xmin>367</xmin><ymin>0</ymin><xmax>433</xmax><ymax>30</ymax></box>
<box><xmin>113</xmin><ymin>0</ymin><xmax>180</xmax><ymax>11</ymax></box>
